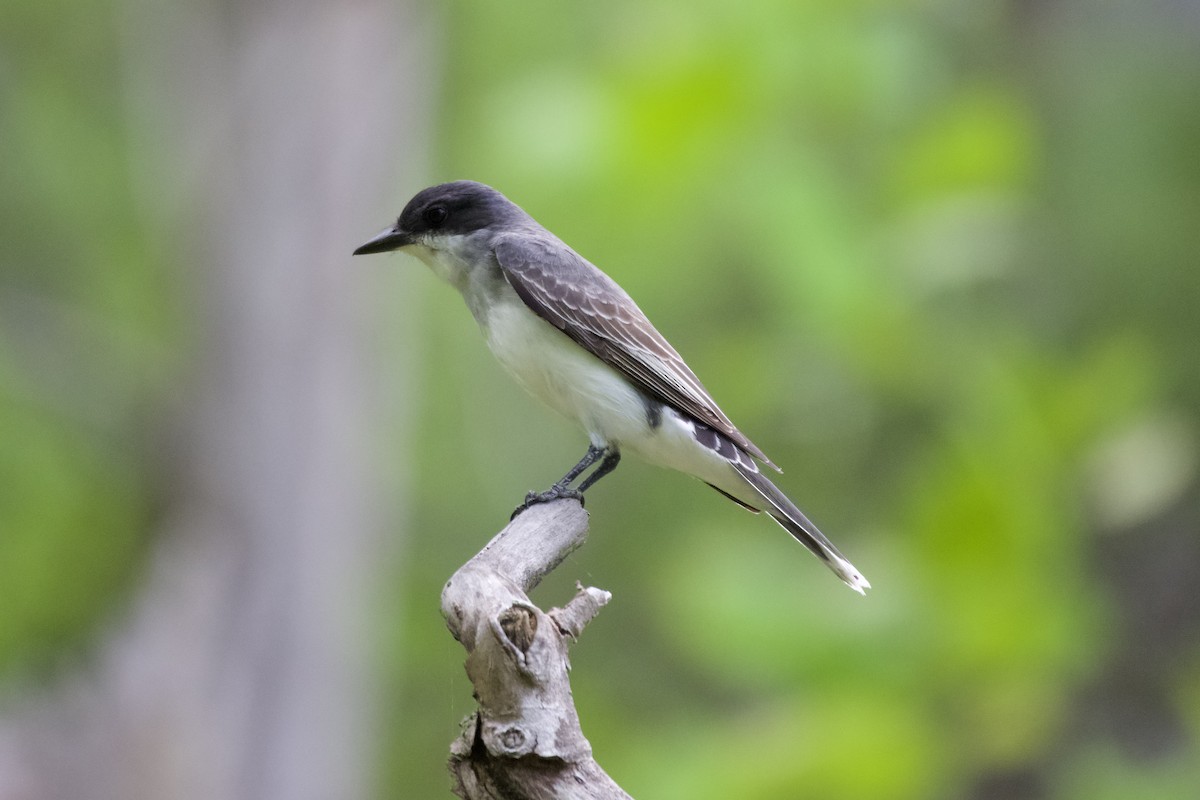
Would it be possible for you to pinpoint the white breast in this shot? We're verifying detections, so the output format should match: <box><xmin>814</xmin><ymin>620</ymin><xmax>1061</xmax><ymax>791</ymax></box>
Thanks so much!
<box><xmin>478</xmin><ymin>286</ymin><xmax>743</xmax><ymax>491</ymax></box>
<box><xmin>480</xmin><ymin>287</ymin><xmax>650</xmax><ymax>447</ymax></box>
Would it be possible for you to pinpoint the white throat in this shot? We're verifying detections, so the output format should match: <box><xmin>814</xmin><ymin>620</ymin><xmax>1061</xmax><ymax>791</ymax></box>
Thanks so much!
<box><xmin>408</xmin><ymin>235</ymin><xmax>474</xmax><ymax>290</ymax></box>
<box><xmin>408</xmin><ymin>234</ymin><xmax>509</xmax><ymax>326</ymax></box>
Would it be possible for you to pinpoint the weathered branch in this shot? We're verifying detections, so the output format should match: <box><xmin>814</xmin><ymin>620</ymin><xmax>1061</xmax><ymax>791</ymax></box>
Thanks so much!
<box><xmin>441</xmin><ymin>499</ymin><xmax>633</xmax><ymax>800</ymax></box>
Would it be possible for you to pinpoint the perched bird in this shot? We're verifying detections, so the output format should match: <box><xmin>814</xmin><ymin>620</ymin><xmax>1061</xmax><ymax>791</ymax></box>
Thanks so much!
<box><xmin>354</xmin><ymin>181</ymin><xmax>869</xmax><ymax>594</ymax></box>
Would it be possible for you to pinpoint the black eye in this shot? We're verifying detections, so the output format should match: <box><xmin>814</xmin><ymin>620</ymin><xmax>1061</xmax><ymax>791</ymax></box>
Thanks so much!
<box><xmin>423</xmin><ymin>205</ymin><xmax>448</xmax><ymax>227</ymax></box>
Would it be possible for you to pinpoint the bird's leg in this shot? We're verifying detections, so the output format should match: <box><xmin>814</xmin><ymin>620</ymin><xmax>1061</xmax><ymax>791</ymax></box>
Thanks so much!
<box><xmin>511</xmin><ymin>444</ymin><xmax>606</xmax><ymax>519</ymax></box>
<box><xmin>556</xmin><ymin>443</ymin><xmax>607</xmax><ymax>488</ymax></box>
<box><xmin>575</xmin><ymin>450</ymin><xmax>621</xmax><ymax>493</ymax></box>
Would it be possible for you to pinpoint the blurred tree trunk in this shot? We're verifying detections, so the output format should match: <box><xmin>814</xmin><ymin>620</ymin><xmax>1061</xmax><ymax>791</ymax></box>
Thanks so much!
<box><xmin>0</xmin><ymin>1</ymin><xmax>433</xmax><ymax>798</ymax></box>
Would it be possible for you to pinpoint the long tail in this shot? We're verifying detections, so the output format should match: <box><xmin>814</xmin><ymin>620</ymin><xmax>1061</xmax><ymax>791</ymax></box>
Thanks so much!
<box><xmin>731</xmin><ymin>461</ymin><xmax>871</xmax><ymax>595</ymax></box>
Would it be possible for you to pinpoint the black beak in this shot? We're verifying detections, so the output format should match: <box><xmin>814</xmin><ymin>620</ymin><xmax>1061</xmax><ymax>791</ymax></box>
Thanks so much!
<box><xmin>352</xmin><ymin>226</ymin><xmax>413</xmax><ymax>255</ymax></box>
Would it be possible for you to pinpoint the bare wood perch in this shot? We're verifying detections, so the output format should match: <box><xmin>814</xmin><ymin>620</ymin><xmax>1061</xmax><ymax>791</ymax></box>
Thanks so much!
<box><xmin>441</xmin><ymin>499</ymin><xmax>633</xmax><ymax>800</ymax></box>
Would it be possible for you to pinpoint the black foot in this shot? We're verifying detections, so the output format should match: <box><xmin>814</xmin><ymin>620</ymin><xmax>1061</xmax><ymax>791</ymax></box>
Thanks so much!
<box><xmin>510</xmin><ymin>484</ymin><xmax>585</xmax><ymax>520</ymax></box>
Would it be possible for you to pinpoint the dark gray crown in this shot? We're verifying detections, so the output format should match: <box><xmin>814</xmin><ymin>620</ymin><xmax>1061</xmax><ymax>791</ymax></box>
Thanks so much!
<box><xmin>397</xmin><ymin>180</ymin><xmax>531</xmax><ymax>238</ymax></box>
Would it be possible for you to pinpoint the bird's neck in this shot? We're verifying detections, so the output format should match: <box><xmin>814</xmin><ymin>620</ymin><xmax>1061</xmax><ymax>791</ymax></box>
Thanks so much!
<box><xmin>413</xmin><ymin>238</ymin><xmax>508</xmax><ymax>327</ymax></box>
<box><xmin>412</xmin><ymin>242</ymin><xmax>472</xmax><ymax>292</ymax></box>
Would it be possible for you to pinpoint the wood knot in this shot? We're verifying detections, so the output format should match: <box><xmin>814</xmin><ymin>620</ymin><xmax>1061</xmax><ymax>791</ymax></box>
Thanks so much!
<box><xmin>498</xmin><ymin>605</ymin><xmax>537</xmax><ymax>653</ymax></box>
<box><xmin>499</xmin><ymin>727</ymin><xmax>526</xmax><ymax>751</ymax></box>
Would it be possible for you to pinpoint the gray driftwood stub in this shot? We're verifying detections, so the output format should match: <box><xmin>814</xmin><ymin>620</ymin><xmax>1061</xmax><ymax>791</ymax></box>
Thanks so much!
<box><xmin>441</xmin><ymin>499</ymin><xmax>633</xmax><ymax>799</ymax></box>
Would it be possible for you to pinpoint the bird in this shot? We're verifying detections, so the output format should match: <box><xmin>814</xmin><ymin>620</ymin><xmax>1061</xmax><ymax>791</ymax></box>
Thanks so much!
<box><xmin>353</xmin><ymin>181</ymin><xmax>869</xmax><ymax>594</ymax></box>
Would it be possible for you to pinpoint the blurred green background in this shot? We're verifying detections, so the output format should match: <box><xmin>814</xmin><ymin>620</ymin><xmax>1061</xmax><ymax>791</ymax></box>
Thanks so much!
<box><xmin>3</xmin><ymin>0</ymin><xmax>1199</xmax><ymax>798</ymax></box>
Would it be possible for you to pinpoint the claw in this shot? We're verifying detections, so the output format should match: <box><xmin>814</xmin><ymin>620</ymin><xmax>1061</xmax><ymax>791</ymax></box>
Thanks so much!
<box><xmin>510</xmin><ymin>484</ymin><xmax>585</xmax><ymax>520</ymax></box>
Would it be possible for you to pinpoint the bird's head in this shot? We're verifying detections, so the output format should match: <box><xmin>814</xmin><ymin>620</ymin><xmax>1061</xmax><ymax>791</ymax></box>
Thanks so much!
<box><xmin>353</xmin><ymin>180</ymin><xmax>525</xmax><ymax>257</ymax></box>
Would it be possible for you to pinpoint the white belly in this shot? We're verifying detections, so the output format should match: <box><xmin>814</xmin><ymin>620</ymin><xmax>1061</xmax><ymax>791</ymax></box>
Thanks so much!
<box><xmin>481</xmin><ymin>291</ymin><xmax>647</xmax><ymax>445</ymax></box>
<box><xmin>479</xmin><ymin>289</ymin><xmax>742</xmax><ymax>493</ymax></box>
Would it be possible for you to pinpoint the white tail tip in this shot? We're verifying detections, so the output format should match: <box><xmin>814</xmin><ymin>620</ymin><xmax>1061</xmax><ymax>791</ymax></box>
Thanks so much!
<box><xmin>832</xmin><ymin>555</ymin><xmax>871</xmax><ymax>595</ymax></box>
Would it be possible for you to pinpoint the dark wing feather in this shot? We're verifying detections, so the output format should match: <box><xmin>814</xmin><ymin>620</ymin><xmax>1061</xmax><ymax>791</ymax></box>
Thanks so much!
<box><xmin>493</xmin><ymin>234</ymin><xmax>779</xmax><ymax>470</ymax></box>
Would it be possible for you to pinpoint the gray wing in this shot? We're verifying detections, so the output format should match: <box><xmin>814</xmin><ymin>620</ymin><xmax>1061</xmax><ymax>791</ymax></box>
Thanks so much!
<box><xmin>493</xmin><ymin>233</ymin><xmax>779</xmax><ymax>470</ymax></box>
